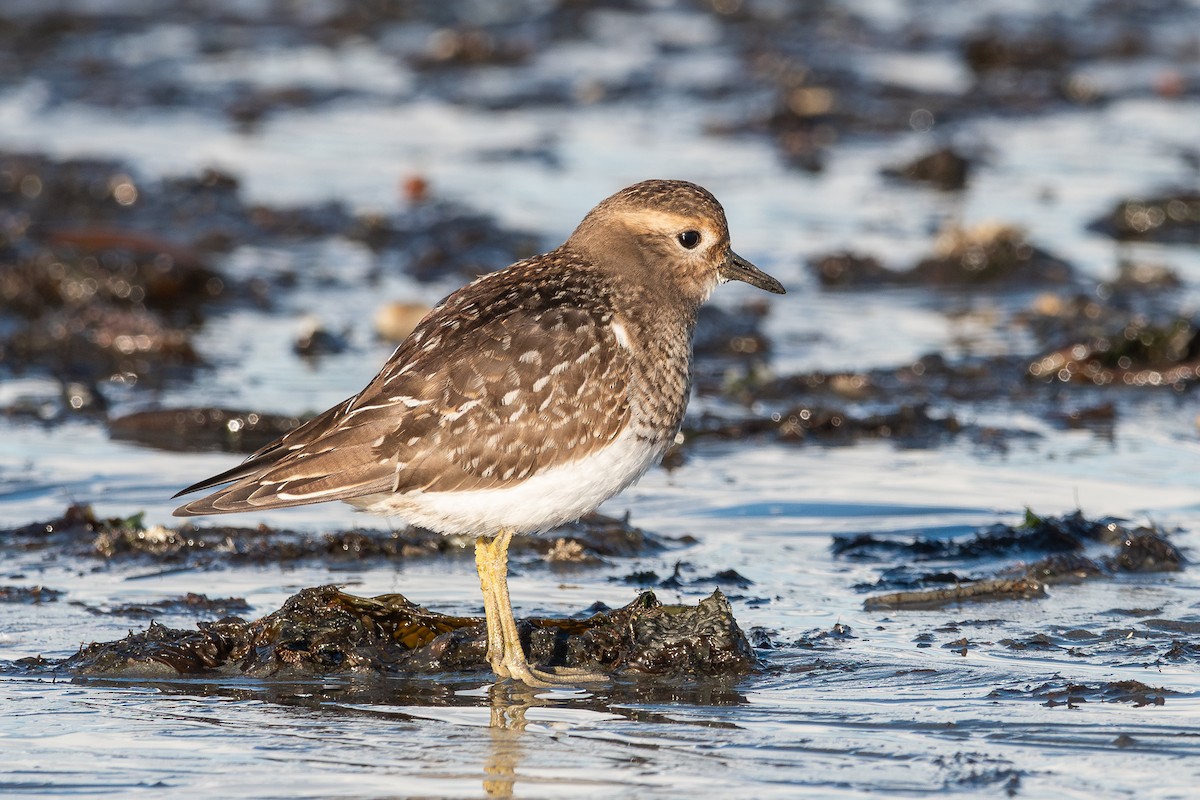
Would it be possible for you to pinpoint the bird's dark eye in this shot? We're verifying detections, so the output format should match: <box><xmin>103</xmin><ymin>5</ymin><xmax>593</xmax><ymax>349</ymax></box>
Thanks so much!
<box><xmin>677</xmin><ymin>230</ymin><xmax>701</xmax><ymax>249</ymax></box>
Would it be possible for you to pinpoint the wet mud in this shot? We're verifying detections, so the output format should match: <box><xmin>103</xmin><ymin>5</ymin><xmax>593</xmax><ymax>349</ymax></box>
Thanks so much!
<box><xmin>810</xmin><ymin>224</ymin><xmax>1076</xmax><ymax>289</ymax></box>
<box><xmin>841</xmin><ymin>510</ymin><xmax>1185</xmax><ymax>609</ymax></box>
<box><xmin>1029</xmin><ymin>317</ymin><xmax>1200</xmax><ymax>388</ymax></box>
<box><xmin>1</xmin><ymin>141</ymin><xmax>779</xmax><ymax>441</ymax></box>
<box><xmin>1</xmin><ymin>4</ymin><xmax>1193</xmax><ymax>457</ymax></box>
<box><xmin>881</xmin><ymin>146</ymin><xmax>974</xmax><ymax>191</ymax></box>
<box><xmin>989</xmin><ymin>680</ymin><xmax>1175</xmax><ymax>709</ymax></box>
<box><xmin>1089</xmin><ymin>192</ymin><xmax>1200</xmax><ymax>243</ymax></box>
<box><xmin>0</xmin><ymin>584</ymin><xmax>62</xmax><ymax>603</ymax></box>
<box><xmin>109</xmin><ymin>407</ymin><xmax>306</xmax><ymax>454</ymax></box>
<box><xmin>837</xmin><ymin>511</ymin><xmax>1196</xmax><ymax>673</ymax></box>
<box><xmin>82</xmin><ymin>592</ymin><xmax>253</xmax><ymax>619</ymax></box>
<box><xmin>691</xmin><ymin>293</ymin><xmax>1196</xmax><ymax>456</ymax></box>
<box><xmin>686</xmin><ymin>402</ymin><xmax>968</xmax><ymax>450</ymax></box>
<box><xmin>0</xmin><ymin>149</ymin><xmax>538</xmax><ymax>397</ymax></box>
<box><xmin>712</xmin><ymin>0</ymin><xmax>1200</xmax><ymax>171</ymax></box>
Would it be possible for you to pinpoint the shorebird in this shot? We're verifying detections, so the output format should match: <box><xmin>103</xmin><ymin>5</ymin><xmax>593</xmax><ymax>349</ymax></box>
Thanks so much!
<box><xmin>174</xmin><ymin>179</ymin><xmax>785</xmax><ymax>686</ymax></box>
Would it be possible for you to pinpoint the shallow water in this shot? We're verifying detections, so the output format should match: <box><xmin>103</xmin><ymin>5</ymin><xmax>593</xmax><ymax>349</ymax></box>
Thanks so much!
<box><xmin>3</xmin><ymin>1</ymin><xmax>1200</xmax><ymax>797</ymax></box>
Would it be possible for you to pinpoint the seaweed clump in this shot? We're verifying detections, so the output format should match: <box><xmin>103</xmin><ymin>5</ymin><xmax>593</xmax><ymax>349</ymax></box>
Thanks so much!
<box><xmin>57</xmin><ymin>585</ymin><xmax>755</xmax><ymax>681</ymax></box>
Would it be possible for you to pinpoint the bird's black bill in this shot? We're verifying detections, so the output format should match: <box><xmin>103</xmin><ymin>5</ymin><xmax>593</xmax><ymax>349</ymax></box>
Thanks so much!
<box><xmin>721</xmin><ymin>251</ymin><xmax>785</xmax><ymax>294</ymax></box>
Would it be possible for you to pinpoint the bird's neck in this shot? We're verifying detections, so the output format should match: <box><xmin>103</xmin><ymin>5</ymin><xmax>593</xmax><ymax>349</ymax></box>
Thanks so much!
<box><xmin>614</xmin><ymin>289</ymin><xmax>697</xmax><ymax>450</ymax></box>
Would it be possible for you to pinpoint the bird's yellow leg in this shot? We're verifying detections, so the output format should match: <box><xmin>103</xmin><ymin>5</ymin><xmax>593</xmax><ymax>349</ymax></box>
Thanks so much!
<box><xmin>476</xmin><ymin>533</ymin><xmax>510</xmax><ymax>678</ymax></box>
<box><xmin>483</xmin><ymin>529</ymin><xmax>608</xmax><ymax>688</ymax></box>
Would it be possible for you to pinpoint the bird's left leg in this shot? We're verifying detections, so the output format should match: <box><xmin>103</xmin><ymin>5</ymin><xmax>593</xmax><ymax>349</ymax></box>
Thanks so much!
<box><xmin>484</xmin><ymin>529</ymin><xmax>607</xmax><ymax>687</ymax></box>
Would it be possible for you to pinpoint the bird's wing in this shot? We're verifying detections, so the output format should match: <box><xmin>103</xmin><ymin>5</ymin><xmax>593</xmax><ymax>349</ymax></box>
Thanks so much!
<box><xmin>170</xmin><ymin>396</ymin><xmax>356</xmax><ymax>498</ymax></box>
<box><xmin>174</xmin><ymin>269</ymin><xmax>632</xmax><ymax>516</ymax></box>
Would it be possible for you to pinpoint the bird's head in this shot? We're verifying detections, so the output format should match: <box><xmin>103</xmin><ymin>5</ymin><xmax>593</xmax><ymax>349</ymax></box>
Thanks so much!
<box><xmin>567</xmin><ymin>179</ymin><xmax>785</xmax><ymax>306</ymax></box>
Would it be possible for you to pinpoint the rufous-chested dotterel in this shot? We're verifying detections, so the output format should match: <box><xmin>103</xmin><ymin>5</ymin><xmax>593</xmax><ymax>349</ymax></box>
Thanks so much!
<box><xmin>174</xmin><ymin>179</ymin><xmax>785</xmax><ymax>686</ymax></box>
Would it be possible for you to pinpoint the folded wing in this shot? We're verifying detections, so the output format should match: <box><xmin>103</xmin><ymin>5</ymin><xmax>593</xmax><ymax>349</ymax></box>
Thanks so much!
<box><xmin>174</xmin><ymin>267</ymin><xmax>631</xmax><ymax>516</ymax></box>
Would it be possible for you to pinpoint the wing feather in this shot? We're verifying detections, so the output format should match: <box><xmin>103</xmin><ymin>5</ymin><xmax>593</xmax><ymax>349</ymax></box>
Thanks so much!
<box><xmin>173</xmin><ymin>259</ymin><xmax>632</xmax><ymax>517</ymax></box>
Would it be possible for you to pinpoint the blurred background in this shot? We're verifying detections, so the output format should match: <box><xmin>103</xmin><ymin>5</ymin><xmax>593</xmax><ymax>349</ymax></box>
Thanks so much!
<box><xmin>1</xmin><ymin>0</ymin><xmax>1197</xmax><ymax>521</ymax></box>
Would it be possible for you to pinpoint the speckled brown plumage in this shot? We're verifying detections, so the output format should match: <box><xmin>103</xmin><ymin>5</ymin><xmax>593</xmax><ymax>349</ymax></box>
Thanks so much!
<box><xmin>176</xmin><ymin>255</ymin><xmax>635</xmax><ymax>511</ymax></box>
<box><xmin>174</xmin><ymin>178</ymin><xmax>784</xmax><ymax>530</ymax></box>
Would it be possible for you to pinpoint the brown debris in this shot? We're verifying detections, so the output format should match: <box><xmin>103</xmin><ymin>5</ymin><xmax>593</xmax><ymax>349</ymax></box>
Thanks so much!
<box><xmin>807</xmin><ymin>252</ymin><xmax>897</xmax><ymax>289</ymax></box>
<box><xmin>1</xmin><ymin>504</ymin><xmax>671</xmax><ymax>567</ymax></box>
<box><xmin>97</xmin><ymin>593</ymin><xmax>252</xmax><ymax>618</ymax></box>
<box><xmin>109</xmin><ymin>408</ymin><xmax>305</xmax><ymax>454</ymax></box>
<box><xmin>775</xmin><ymin>403</ymin><xmax>959</xmax><ymax>444</ymax></box>
<box><xmin>291</xmin><ymin>317</ymin><xmax>350</xmax><ymax>358</ymax></box>
<box><xmin>686</xmin><ymin>403</ymin><xmax>962</xmax><ymax>449</ymax></box>
<box><xmin>411</xmin><ymin>28</ymin><xmax>532</xmax><ymax>70</ymax></box>
<box><xmin>731</xmin><ymin>353</ymin><xmax>1031</xmax><ymax>407</ymax></box>
<box><xmin>881</xmin><ymin>146</ymin><xmax>972</xmax><ymax>191</ymax></box>
<box><xmin>0</xmin><ymin>148</ymin><xmax>541</xmax><ymax>397</ymax></box>
<box><xmin>864</xmin><ymin>578</ymin><xmax>1047</xmax><ymax>611</ymax></box>
<box><xmin>0</xmin><ymin>237</ymin><xmax>222</xmax><ymax>317</ymax></box>
<box><xmin>911</xmin><ymin>223</ymin><xmax>1075</xmax><ymax>287</ymax></box>
<box><xmin>1046</xmin><ymin>402</ymin><xmax>1117</xmax><ymax>433</ymax></box>
<box><xmin>348</xmin><ymin>206</ymin><xmax>540</xmax><ymax>282</ymax></box>
<box><xmin>850</xmin><ymin>510</ymin><xmax>1186</xmax><ymax>610</ymax></box>
<box><xmin>6</xmin><ymin>303</ymin><xmax>198</xmax><ymax>372</ymax></box>
<box><xmin>1089</xmin><ymin>192</ymin><xmax>1200</xmax><ymax>243</ymax></box>
<box><xmin>989</xmin><ymin>679</ymin><xmax>1175</xmax><ymax>708</ymax></box>
<box><xmin>1020</xmin><ymin>554</ymin><xmax>1107</xmax><ymax>585</ymax></box>
<box><xmin>1029</xmin><ymin>317</ymin><xmax>1200</xmax><ymax>388</ymax></box>
<box><xmin>963</xmin><ymin>31</ymin><xmax>1071</xmax><ymax>74</ymax></box>
<box><xmin>807</xmin><ymin>224</ymin><xmax>1075</xmax><ymax>289</ymax></box>
<box><xmin>1108</xmin><ymin>532</ymin><xmax>1185</xmax><ymax>573</ymax></box>
<box><xmin>0</xmin><ymin>585</ymin><xmax>63</xmax><ymax>603</ymax></box>
<box><xmin>374</xmin><ymin>301</ymin><xmax>432</xmax><ymax>344</ymax></box>
<box><xmin>694</xmin><ymin>301</ymin><xmax>773</xmax><ymax>358</ymax></box>
<box><xmin>1105</xmin><ymin>260</ymin><xmax>1182</xmax><ymax>292</ymax></box>
<box><xmin>836</xmin><ymin>510</ymin><xmax>1129</xmax><ymax>562</ymax></box>
<box><xmin>542</xmin><ymin>538</ymin><xmax>599</xmax><ymax>565</ymax></box>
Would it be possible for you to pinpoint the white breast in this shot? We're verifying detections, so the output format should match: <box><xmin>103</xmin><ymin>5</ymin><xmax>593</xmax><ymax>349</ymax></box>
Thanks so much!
<box><xmin>352</xmin><ymin>426</ymin><xmax>663</xmax><ymax>537</ymax></box>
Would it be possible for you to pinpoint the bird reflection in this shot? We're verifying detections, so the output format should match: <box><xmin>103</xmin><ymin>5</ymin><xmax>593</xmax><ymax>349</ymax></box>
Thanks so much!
<box><xmin>482</xmin><ymin>682</ymin><xmax>548</xmax><ymax>797</ymax></box>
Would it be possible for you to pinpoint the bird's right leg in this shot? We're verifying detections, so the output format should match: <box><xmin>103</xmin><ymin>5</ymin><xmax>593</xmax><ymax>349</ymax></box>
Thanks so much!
<box><xmin>476</xmin><ymin>533</ymin><xmax>511</xmax><ymax>679</ymax></box>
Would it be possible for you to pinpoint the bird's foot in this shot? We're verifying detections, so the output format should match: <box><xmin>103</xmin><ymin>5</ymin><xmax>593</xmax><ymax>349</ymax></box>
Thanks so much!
<box><xmin>496</xmin><ymin>653</ymin><xmax>608</xmax><ymax>688</ymax></box>
<box><xmin>539</xmin><ymin>665</ymin><xmax>609</xmax><ymax>680</ymax></box>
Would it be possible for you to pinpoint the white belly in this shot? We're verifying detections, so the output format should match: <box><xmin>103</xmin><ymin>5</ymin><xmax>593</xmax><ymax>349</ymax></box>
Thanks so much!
<box><xmin>351</xmin><ymin>427</ymin><xmax>664</xmax><ymax>536</ymax></box>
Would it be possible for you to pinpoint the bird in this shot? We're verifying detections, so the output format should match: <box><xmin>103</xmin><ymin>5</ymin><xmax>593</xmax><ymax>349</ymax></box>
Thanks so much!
<box><xmin>173</xmin><ymin>179</ymin><xmax>785</xmax><ymax>687</ymax></box>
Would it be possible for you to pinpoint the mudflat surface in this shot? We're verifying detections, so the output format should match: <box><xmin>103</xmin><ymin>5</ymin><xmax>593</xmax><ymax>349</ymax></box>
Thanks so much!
<box><xmin>2</xmin><ymin>1</ymin><xmax>1199</xmax><ymax>797</ymax></box>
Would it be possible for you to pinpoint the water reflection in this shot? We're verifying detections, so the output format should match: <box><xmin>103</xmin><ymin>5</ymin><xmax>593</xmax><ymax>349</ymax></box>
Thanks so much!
<box><xmin>483</xmin><ymin>684</ymin><xmax>539</xmax><ymax>798</ymax></box>
<box><xmin>56</xmin><ymin>673</ymin><xmax>749</xmax><ymax>797</ymax></box>
<box><xmin>63</xmin><ymin>670</ymin><xmax>751</xmax><ymax>712</ymax></box>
